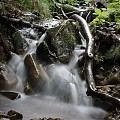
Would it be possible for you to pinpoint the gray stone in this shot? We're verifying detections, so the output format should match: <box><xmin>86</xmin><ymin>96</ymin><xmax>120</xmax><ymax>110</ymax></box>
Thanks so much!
<box><xmin>24</xmin><ymin>53</ymin><xmax>50</xmax><ymax>92</ymax></box>
<box><xmin>36</xmin><ymin>20</ymin><xmax>79</xmax><ymax>64</ymax></box>
<box><xmin>0</xmin><ymin>63</ymin><xmax>18</xmax><ymax>90</ymax></box>
<box><xmin>13</xmin><ymin>31</ymin><xmax>28</xmax><ymax>54</ymax></box>
<box><xmin>46</xmin><ymin>21</ymin><xmax>78</xmax><ymax>57</ymax></box>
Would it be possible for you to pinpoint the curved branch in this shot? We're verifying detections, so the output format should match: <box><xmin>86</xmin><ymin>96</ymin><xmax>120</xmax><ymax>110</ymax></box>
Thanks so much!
<box><xmin>71</xmin><ymin>14</ymin><xmax>94</xmax><ymax>58</ymax></box>
<box><xmin>52</xmin><ymin>0</ymin><xmax>92</xmax><ymax>13</ymax></box>
<box><xmin>71</xmin><ymin>14</ymin><xmax>120</xmax><ymax>108</ymax></box>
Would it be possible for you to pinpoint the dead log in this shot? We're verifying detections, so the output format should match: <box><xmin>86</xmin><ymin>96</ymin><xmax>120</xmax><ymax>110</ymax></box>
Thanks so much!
<box><xmin>0</xmin><ymin>15</ymin><xmax>46</xmax><ymax>32</ymax></box>
<box><xmin>71</xmin><ymin>14</ymin><xmax>120</xmax><ymax>108</ymax></box>
<box><xmin>52</xmin><ymin>0</ymin><xmax>93</xmax><ymax>19</ymax></box>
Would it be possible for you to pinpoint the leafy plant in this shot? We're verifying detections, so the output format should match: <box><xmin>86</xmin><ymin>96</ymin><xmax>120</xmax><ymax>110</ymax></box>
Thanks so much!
<box><xmin>58</xmin><ymin>0</ymin><xmax>78</xmax><ymax>4</ymax></box>
<box><xmin>107</xmin><ymin>0</ymin><xmax>120</xmax><ymax>23</ymax></box>
<box><xmin>19</xmin><ymin>0</ymin><xmax>53</xmax><ymax>18</ymax></box>
<box><xmin>92</xmin><ymin>8</ymin><xmax>109</xmax><ymax>25</ymax></box>
<box><xmin>92</xmin><ymin>0</ymin><xmax>120</xmax><ymax>26</ymax></box>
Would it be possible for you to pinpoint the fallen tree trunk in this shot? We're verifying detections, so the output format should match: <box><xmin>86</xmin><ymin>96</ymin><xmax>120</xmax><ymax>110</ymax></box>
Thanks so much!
<box><xmin>52</xmin><ymin>0</ymin><xmax>93</xmax><ymax>20</ymax></box>
<box><xmin>52</xmin><ymin>0</ymin><xmax>90</xmax><ymax>12</ymax></box>
<box><xmin>71</xmin><ymin>14</ymin><xmax>120</xmax><ymax>108</ymax></box>
<box><xmin>0</xmin><ymin>16</ymin><xmax>46</xmax><ymax>32</ymax></box>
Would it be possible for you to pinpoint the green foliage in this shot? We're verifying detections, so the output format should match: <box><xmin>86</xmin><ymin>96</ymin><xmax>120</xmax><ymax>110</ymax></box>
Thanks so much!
<box><xmin>105</xmin><ymin>45</ymin><xmax>120</xmax><ymax>60</ymax></box>
<box><xmin>19</xmin><ymin>0</ymin><xmax>53</xmax><ymax>18</ymax></box>
<box><xmin>92</xmin><ymin>0</ymin><xmax>120</xmax><ymax>26</ymax></box>
<box><xmin>58</xmin><ymin>0</ymin><xmax>78</xmax><ymax>4</ymax></box>
<box><xmin>0</xmin><ymin>2</ymin><xmax>3</xmax><ymax>9</ymax></box>
<box><xmin>107</xmin><ymin>0</ymin><xmax>120</xmax><ymax>23</ymax></box>
<box><xmin>20</xmin><ymin>0</ymin><xmax>34</xmax><ymax>10</ymax></box>
<box><xmin>57</xmin><ymin>0</ymin><xmax>92</xmax><ymax>4</ymax></box>
<box><xmin>94</xmin><ymin>55</ymin><xmax>104</xmax><ymax>63</ymax></box>
<box><xmin>84</xmin><ymin>0</ymin><xmax>91</xmax><ymax>4</ymax></box>
<box><xmin>92</xmin><ymin>8</ymin><xmax>109</xmax><ymax>25</ymax></box>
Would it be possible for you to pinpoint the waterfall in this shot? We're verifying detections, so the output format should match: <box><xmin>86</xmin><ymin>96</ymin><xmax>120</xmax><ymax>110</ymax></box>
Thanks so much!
<box><xmin>70</xmin><ymin>82</ymin><xmax>78</xmax><ymax>104</ymax></box>
<box><xmin>2</xmin><ymin>28</ymin><xmax>106</xmax><ymax>120</ymax></box>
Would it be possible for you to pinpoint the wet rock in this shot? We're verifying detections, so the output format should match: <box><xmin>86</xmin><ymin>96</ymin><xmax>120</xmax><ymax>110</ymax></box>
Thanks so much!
<box><xmin>57</xmin><ymin>54</ymin><xmax>71</xmax><ymax>64</ymax></box>
<box><xmin>31</xmin><ymin>118</ymin><xmax>42</xmax><ymax>120</ymax></box>
<box><xmin>39</xmin><ymin>18</ymin><xmax>62</xmax><ymax>29</ymax></box>
<box><xmin>110</xmin><ymin>85</ymin><xmax>120</xmax><ymax>98</ymax></box>
<box><xmin>46</xmin><ymin>21</ymin><xmax>78</xmax><ymax>59</ymax></box>
<box><xmin>24</xmin><ymin>53</ymin><xmax>50</xmax><ymax>92</ymax></box>
<box><xmin>31</xmin><ymin>117</ymin><xmax>62</xmax><ymax>120</ymax></box>
<box><xmin>37</xmin><ymin>20</ymin><xmax>79</xmax><ymax>64</ymax></box>
<box><xmin>95</xmin><ymin>74</ymin><xmax>105</xmax><ymax>81</ymax></box>
<box><xmin>7</xmin><ymin>110</ymin><xmax>23</xmax><ymax>120</ymax></box>
<box><xmin>13</xmin><ymin>31</ymin><xmax>28</xmax><ymax>54</ymax></box>
<box><xmin>0</xmin><ymin>110</ymin><xmax>23</xmax><ymax>120</ymax></box>
<box><xmin>0</xmin><ymin>63</ymin><xmax>18</xmax><ymax>90</ymax></box>
<box><xmin>0</xmin><ymin>111</ymin><xmax>8</xmax><ymax>119</ymax></box>
<box><xmin>0</xmin><ymin>91</ymin><xmax>21</xmax><ymax>100</ymax></box>
<box><xmin>0</xmin><ymin>34</ymin><xmax>13</xmax><ymax>62</ymax></box>
<box><xmin>21</xmin><ymin>11</ymin><xmax>39</xmax><ymax>22</ymax></box>
<box><xmin>104</xmin><ymin>109</ymin><xmax>120</xmax><ymax>120</ymax></box>
<box><xmin>0</xmin><ymin>46</ymin><xmax>8</xmax><ymax>62</ymax></box>
<box><xmin>19</xmin><ymin>28</ymin><xmax>39</xmax><ymax>40</ymax></box>
<box><xmin>47</xmin><ymin>118</ymin><xmax>62</xmax><ymax>120</ymax></box>
<box><xmin>100</xmin><ymin>71</ymin><xmax>120</xmax><ymax>85</ymax></box>
<box><xmin>24</xmin><ymin>82</ymin><xmax>34</xmax><ymax>95</ymax></box>
<box><xmin>36</xmin><ymin>41</ymin><xmax>57</xmax><ymax>64</ymax></box>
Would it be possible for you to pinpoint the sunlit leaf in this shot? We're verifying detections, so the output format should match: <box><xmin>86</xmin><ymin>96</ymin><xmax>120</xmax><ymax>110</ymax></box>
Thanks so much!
<box><xmin>101</xmin><ymin>12</ymin><xmax>109</xmax><ymax>19</ymax></box>
<box><xmin>94</xmin><ymin>8</ymin><xmax>101</xmax><ymax>15</ymax></box>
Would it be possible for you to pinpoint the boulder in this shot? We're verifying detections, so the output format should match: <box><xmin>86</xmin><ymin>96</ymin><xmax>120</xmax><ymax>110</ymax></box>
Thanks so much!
<box><xmin>24</xmin><ymin>53</ymin><xmax>50</xmax><ymax>92</ymax></box>
<box><xmin>13</xmin><ymin>31</ymin><xmax>28</xmax><ymax>54</ymax></box>
<box><xmin>36</xmin><ymin>41</ymin><xmax>57</xmax><ymax>64</ymax></box>
<box><xmin>0</xmin><ymin>46</ymin><xmax>6</xmax><ymax>62</ymax></box>
<box><xmin>36</xmin><ymin>20</ymin><xmax>80</xmax><ymax>64</ymax></box>
<box><xmin>0</xmin><ymin>91</ymin><xmax>21</xmax><ymax>100</ymax></box>
<box><xmin>31</xmin><ymin>117</ymin><xmax>62</xmax><ymax>120</ymax></box>
<box><xmin>0</xmin><ymin>34</ymin><xmax>13</xmax><ymax>62</ymax></box>
<box><xmin>0</xmin><ymin>46</ymin><xmax>8</xmax><ymax>62</ymax></box>
<box><xmin>0</xmin><ymin>110</ymin><xmax>23</xmax><ymax>119</ymax></box>
<box><xmin>46</xmin><ymin>21</ymin><xmax>79</xmax><ymax>59</ymax></box>
<box><xmin>0</xmin><ymin>63</ymin><xmax>18</xmax><ymax>90</ymax></box>
<box><xmin>7</xmin><ymin>110</ymin><xmax>23</xmax><ymax>120</ymax></box>
<box><xmin>24</xmin><ymin>82</ymin><xmax>34</xmax><ymax>95</ymax></box>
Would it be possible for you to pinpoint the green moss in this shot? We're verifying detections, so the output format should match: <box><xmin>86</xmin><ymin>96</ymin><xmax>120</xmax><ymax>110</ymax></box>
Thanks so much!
<box><xmin>0</xmin><ymin>2</ymin><xmax>3</xmax><ymax>9</ymax></box>
<box><xmin>48</xmin><ymin>23</ymin><xmax>77</xmax><ymax>56</ymax></box>
<box><xmin>65</xmin><ymin>5</ymin><xmax>74</xmax><ymax>11</ymax></box>
<box><xmin>105</xmin><ymin>45</ymin><xmax>120</xmax><ymax>60</ymax></box>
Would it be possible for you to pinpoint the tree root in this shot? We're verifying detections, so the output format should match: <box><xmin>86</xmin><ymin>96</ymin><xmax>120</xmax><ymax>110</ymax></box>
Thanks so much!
<box><xmin>71</xmin><ymin>14</ymin><xmax>120</xmax><ymax>108</ymax></box>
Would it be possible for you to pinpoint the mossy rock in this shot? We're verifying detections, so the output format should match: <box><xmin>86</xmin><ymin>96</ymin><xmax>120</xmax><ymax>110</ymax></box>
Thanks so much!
<box><xmin>46</xmin><ymin>21</ymin><xmax>79</xmax><ymax>63</ymax></box>
<box><xmin>105</xmin><ymin>45</ymin><xmax>120</xmax><ymax>61</ymax></box>
<box><xmin>13</xmin><ymin>31</ymin><xmax>28</xmax><ymax>54</ymax></box>
<box><xmin>24</xmin><ymin>53</ymin><xmax>50</xmax><ymax>92</ymax></box>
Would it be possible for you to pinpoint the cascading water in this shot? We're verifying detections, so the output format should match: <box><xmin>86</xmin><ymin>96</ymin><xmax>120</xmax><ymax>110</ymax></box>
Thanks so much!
<box><xmin>0</xmin><ymin>27</ymin><xmax>106</xmax><ymax>120</ymax></box>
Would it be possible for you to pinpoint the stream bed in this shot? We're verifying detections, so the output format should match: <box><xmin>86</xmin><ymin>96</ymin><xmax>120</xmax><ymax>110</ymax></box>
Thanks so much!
<box><xmin>0</xmin><ymin>17</ymin><xmax>107</xmax><ymax>120</ymax></box>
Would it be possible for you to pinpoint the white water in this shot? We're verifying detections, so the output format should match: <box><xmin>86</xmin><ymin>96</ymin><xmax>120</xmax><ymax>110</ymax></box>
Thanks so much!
<box><xmin>0</xmin><ymin>29</ymin><xmax>107</xmax><ymax>120</ymax></box>
<box><xmin>70</xmin><ymin>82</ymin><xmax>78</xmax><ymax>104</ymax></box>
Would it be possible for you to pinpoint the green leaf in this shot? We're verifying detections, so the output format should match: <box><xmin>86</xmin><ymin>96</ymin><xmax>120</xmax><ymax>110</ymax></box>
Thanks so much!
<box><xmin>100</xmin><ymin>19</ymin><xmax>105</xmax><ymax>22</ymax></box>
<box><xmin>92</xmin><ymin>17</ymin><xmax>99</xmax><ymax>24</ymax></box>
<box><xmin>101</xmin><ymin>12</ymin><xmax>109</xmax><ymax>19</ymax></box>
<box><xmin>94</xmin><ymin>8</ymin><xmax>101</xmax><ymax>15</ymax></box>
